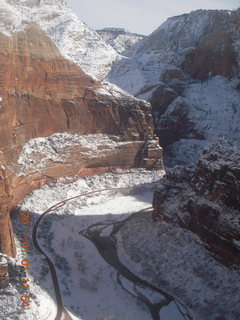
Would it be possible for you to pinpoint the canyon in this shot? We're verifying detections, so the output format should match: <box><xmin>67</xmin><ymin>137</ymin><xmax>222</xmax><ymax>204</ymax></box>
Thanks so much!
<box><xmin>0</xmin><ymin>1</ymin><xmax>239</xmax><ymax>319</ymax></box>
<box><xmin>109</xmin><ymin>9</ymin><xmax>240</xmax><ymax>166</ymax></box>
<box><xmin>0</xmin><ymin>21</ymin><xmax>161</xmax><ymax>258</ymax></box>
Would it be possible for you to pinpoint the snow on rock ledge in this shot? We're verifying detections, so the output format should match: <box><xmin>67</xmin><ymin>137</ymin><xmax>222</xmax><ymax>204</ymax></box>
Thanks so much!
<box><xmin>17</xmin><ymin>133</ymin><xmax>124</xmax><ymax>172</ymax></box>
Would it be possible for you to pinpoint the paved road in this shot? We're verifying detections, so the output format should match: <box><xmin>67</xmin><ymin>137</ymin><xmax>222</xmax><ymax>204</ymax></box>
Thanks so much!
<box><xmin>32</xmin><ymin>187</ymin><xmax>132</xmax><ymax>320</ymax></box>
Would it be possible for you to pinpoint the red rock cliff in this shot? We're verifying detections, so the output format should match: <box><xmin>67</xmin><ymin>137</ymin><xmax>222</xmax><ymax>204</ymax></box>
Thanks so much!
<box><xmin>0</xmin><ymin>23</ymin><xmax>160</xmax><ymax>257</ymax></box>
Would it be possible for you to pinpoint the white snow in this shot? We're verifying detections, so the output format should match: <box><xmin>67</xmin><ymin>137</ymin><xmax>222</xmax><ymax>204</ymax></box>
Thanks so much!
<box><xmin>0</xmin><ymin>0</ymin><xmax>118</xmax><ymax>80</ymax></box>
<box><xmin>17</xmin><ymin>133</ymin><xmax>126</xmax><ymax>173</ymax></box>
<box><xmin>164</xmin><ymin>139</ymin><xmax>211</xmax><ymax>166</ymax></box>
<box><xmin>108</xmin><ymin>11</ymin><xmax>218</xmax><ymax>95</ymax></box>
<box><xmin>96</xmin><ymin>81</ymin><xmax>148</xmax><ymax>102</ymax></box>
<box><xmin>0</xmin><ymin>231</ymin><xmax>57</xmax><ymax>320</ymax></box>
<box><xmin>3</xmin><ymin>152</ymin><xmax>239</xmax><ymax>319</ymax></box>
<box><xmin>14</xmin><ymin>167</ymin><xmax>234</xmax><ymax>319</ymax></box>
<box><xmin>116</xmin><ymin>212</ymin><xmax>240</xmax><ymax>320</ymax></box>
<box><xmin>183</xmin><ymin>76</ymin><xmax>240</xmax><ymax>142</ymax></box>
<box><xmin>97</xmin><ymin>28</ymin><xmax>144</xmax><ymax>56</ymax></box>
<box><xmin>107</xmin><ymin>10</ymin><xmax>240</xmax><ymax>166</ymax></box>
<box><xmin>6</xmin><ymin>169</ymin><xmax>164</xmax><ymax>320</ymax></box>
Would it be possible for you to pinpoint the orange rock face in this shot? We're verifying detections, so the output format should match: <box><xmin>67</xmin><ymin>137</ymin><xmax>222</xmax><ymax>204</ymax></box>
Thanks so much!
<box><xmin>0</xmin><ymin>23</ymin><xmax>158</xmax><ymax>257</ymax></box>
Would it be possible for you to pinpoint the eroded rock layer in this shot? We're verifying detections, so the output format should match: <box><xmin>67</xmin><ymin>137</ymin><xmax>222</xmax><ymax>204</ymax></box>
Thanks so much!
<box><xmin>0</xmin><ymin>23</ymin><xmax>160</xmax><ymax>257</ymax></box>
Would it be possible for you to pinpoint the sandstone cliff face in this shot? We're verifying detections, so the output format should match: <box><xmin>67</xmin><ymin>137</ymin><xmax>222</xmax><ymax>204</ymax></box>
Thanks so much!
<box><xmin>1</xmin><ymin>0</ymin><xmax>118</xmax><ymax>80</ymax></box>
<box><xmin>153</xmin><ymin>139</ymin><xmax>240</xmax><ymax>264</ymax></box>
<box><xmin>0</xmin><ymin>23</ymin><xmax>160</xmax><ymax>257</ymax></box>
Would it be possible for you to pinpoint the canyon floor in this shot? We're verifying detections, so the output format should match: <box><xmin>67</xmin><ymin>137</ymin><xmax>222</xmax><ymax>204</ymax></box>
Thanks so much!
<box><xmin>1</xmin><ymin>169</ymin><xmax>239</xmax><ymax>320</ymax></box>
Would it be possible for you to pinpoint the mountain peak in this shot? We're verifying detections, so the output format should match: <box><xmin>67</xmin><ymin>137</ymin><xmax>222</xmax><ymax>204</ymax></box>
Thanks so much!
<box><xmin>97</xmin><ymin>28</ymin><xmax>145</xmax><ymax>55</ymax></box>
<box><xmin>0</xmin><ymin>0</ymin><xmax>118</xmax><ymax>79</ymax></box>
<box><xmin>98</xmin><ymin>27</ymin><xmax>130</xmax><ymax>34</ymax></box>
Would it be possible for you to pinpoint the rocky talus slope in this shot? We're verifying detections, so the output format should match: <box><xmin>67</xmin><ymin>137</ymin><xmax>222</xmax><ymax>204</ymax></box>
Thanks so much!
<box><xmin>109</xmin><ymin>9</ymin><xmax>240</xmax><ymax>165</ymax></box>
<box><xmin>0</xmin><ymin>21</ymin><xmax>162</xmax><ymax>257</ymax></box>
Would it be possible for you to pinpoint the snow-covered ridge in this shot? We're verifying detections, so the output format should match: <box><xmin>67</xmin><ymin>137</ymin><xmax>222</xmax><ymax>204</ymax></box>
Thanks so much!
<box><xmin>17</xmin><ymin>133</ymin><xmax>125</xmax><ymax>173</ymax></box>
<box><xmin>108</xmin><ymin>9</ymin><xmax>238</xmax><ymax>94</ymax></box>
<box><xmin>95</xmin><ymin>81</ymin><xmax>149</xmax><ymax>102</ymax></box>
<box><xmin>0</xmin><ymin>0</ymin><xmax>118</xmax><ymax>79</ymax></box>
<box><xmin>97</xmin><ymin>27</ymin><xmax>145</xmax><ymax>56</ymax></box>
<box><xmin>97</xmin><ymin>28</ymin><xmax>133</xmax><ymax>34</ymax></box>
<box><xmin>108</xmin><ymin>9</ymin><xmax>240</xmax><ymax>166</ymax></box>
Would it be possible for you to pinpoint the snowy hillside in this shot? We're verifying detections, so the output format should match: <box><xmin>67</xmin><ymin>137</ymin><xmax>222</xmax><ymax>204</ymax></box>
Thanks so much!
<box><xmin>97</xmin><ymin>28</ymin><xmax>145</xmax><ymax>56</ymax></box>
<box><xmin>163</xmin><ymin>76</ymin><xmax>240</xmax><ymax>166</ymax></box>
<box><xmin>108</xmin><ymin>9</ymin><xmax>240</xmax><ymax>165</ymax></box>
<box><xmin>108</xmin><ymin>10</ymin><xmax>238</xmax><ymax>94</ymax></box>
<box><xmin>0</xmin><ymin>0</ymin><xmax>118</xmax><ymax>79</ymax></box>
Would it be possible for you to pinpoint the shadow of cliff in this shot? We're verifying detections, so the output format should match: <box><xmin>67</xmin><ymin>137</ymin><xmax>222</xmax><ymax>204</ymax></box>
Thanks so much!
<box><xmin>8</xmin><ymin>184</ymin><xmax>160</xmax><ymax>320</ymax></box>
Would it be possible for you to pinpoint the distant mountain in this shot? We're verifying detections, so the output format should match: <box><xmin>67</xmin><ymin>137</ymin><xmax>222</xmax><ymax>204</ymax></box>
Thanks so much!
<box><xmin>108</xmin><ymin>9</ymin><xmax>240</xmax><ymax>166</ymax></box>
<box><xmin>97</xmin><ymin>28</ymin><xmax>145</xmax><ymax>56</ymax></box>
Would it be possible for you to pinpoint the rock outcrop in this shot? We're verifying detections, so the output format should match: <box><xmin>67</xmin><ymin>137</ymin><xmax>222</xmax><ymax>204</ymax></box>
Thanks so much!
<box><xmin>109</xmin><ymin>9</ymin><xmax>240</xmax><ymax>165</ymax></box>
<box><xmin>153</xmin><ymin>139</ymin><xmax>240</xmax><ymax>264</ymax></box>
<box><xmin>0</xmin><ymin>23</ymin><xmax>161</xmax><ymax>258</ymax></box>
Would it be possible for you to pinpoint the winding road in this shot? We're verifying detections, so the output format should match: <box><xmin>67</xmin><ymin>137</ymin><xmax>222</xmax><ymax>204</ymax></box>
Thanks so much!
<box><xmin>32</xmin><ymin>186</ymin><xmax>193</xmax><ymax>320</ymax></box>
<box><xmin>32</xmin><ymin>187</ymin><xmax>131</xmax><ymax>320</ymax></box>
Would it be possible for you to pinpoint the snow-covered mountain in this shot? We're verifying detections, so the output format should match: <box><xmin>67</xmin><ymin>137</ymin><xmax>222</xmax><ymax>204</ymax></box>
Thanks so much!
<box><xmin>0</xmin><ymin>2</ymin><xmax>239</xmax><ymax>320</ymax></box>
<box><xmin>97</xmin><ymin>28</ymin><xmax>145</xmax><ymax>56</ymax></box>
<box><xmin>0</xmin><ymin>0</ymin><xmax>118</xmax><ymax>79</ymax></box>
<box><xmin>108</xmin><ymin>9</ymin><xmax>240</xmax><ymax>165</ymax></box>
<box><xmin>3</xmin><ymin>1</ymin><xmax>239</xmax><ymax>166</ymax></box>
<box><xmin>109</xmin><ymin>9</ymin><xmax>240</xmax><ymax>94</ymax></box>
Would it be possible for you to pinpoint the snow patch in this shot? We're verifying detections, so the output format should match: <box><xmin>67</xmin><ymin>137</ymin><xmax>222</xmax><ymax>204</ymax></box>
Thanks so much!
<box><xmin>17</xmin><ymin>133</ymin><xmax>123</xmax><ymax>173</ymax></box>
<box><xmin>184</xmin><ymin>76</ymin><xmax>240</xmax><ymax>142</ymax></box>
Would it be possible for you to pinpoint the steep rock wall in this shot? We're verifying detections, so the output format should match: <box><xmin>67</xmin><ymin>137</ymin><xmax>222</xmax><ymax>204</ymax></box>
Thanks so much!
<box><xmin>0</xmin><ymin>24</ymin><xmax>160</xmax><ymax>257</ymax></box>
<box><xmin>153</xmin><ymin>140</ymin><xmax>240</xmax><ymax>264</ymax></box>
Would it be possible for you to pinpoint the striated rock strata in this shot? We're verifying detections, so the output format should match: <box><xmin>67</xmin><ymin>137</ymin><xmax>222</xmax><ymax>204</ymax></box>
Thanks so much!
<box><xmin>0</xmin><ymin>0</ymin><xmax>118</xmax><ymax>80</ymax></box>
<box><xmin>0</xmin><ymin>23</ymin><xmax>161</xmax><ymax>257</ymax></box>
